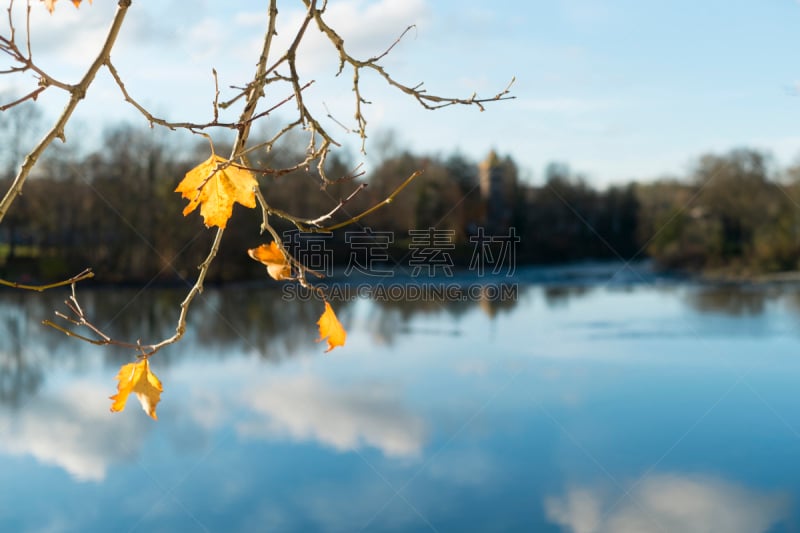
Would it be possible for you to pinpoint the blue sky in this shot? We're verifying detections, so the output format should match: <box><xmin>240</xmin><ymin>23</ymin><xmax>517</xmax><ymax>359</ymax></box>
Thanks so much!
<box><xmin>2</xmin><ymin>0</ymin><xmax>799</xmax><ymax>185</ymax></box>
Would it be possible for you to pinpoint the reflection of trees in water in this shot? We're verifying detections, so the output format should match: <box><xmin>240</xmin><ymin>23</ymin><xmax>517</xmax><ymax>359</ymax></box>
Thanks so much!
<box><xmin>372</xmin><ymin>293</ymin><xmax>472</xmax><ymax>320</ymax></box>
<box><xmin>50</xmin><ymin>287</ymin><xmax>201</xmax><ymax>368</ymax></box>
<box><xmin>477</xmin><ymin>284</ymin><xmax>522</xmax><ymax>319</ymax></box>
<box><xmin>367</xmin><ymin>282</ymin><xmax>523</xmax><ymax>344</ymax></box>
<box><xmin>365</xmin><ymin>305</ymin><xmax>411</xmax><ymax>346</ymax></box>
<box><xmin>0</xmin><ymin>288</ymin><xmax>300</xmax><ymax>406</ymax></box>
<box><xmin>0</xmin><ymin>296</ymin><xmax>45</xmax><ymax>407</ymax></box>
<box><xmin>1</xmin><ymin>281</ymin><xmax>528</xmax><ymax>383</ymax></box>
<box><xmin>0</xmin><ymin>280</ymin><xmax>700</xmax><ymax>407</ymax></box>
<box><xmin>685</xmin><ymin>284</ymin><xmax>800</xmax><ymax>317</ymax></box>
<box><xmin>543</xmin><ymin>285</ymin><xmax>594</xmax><ymax>307</ymax></box>
<box><xmin>52</xmin><ymin>286</ymin><xmax>360</xmax><ymax>363</ymax></box>
<box><xmin>6</xmin><ymin>281</ymin><xmax>800</xmax><ymax>407</ymax></box>
<box><xmin>0</xmin><ymin>286</ymin><xmax>360</xmax><ymax>406</ymax></box>
<box><xmin>783</xmin><ymin>289</ymin><xmax>800</xmax><ymax>316</ymax></box>
<box><xmin>686</xmin><ymin>286</ymin><xmax>773</xmax><ymax>316</ymax></box>
<box><xmin>192</xmin><ymin>287</ymin><xmax>354</xmax><ymax>360</ymax></box>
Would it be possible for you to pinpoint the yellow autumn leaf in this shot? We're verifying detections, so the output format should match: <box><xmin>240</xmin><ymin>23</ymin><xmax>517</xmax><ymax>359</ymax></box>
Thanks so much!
<box><xmin>109</xmin><ymin>359</ymin><xmax>163</xmax><ymax>420</ymax></box>
<box><xmin>41</xmin><ymin>0</ymin><xmax>90</xmax><ymax>13</ymax></box>
<box><xmin>317</xmin><ymin>300</ymin><xmax>346</xmax><ymax>352</ymax></box>
<box><xmin>175</xmin><ymin>154</ymin><xmax>257</xmax><ymax>229</ymax></box>
<box><xmin>248</xmin><ymin>242</ymin><xmax>291</xmax><ymax>280</ymax></box>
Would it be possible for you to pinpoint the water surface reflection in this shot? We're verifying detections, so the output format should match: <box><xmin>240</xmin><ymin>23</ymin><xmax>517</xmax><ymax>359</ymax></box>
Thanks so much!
<box><xmin>1</xmin><ymin>276</ymin><xmax>800</xmax><ymax>531</ymax></box>
<box><xmin>546</xmin><ymin>473</ymin><xmax>789</xmax><ymax>533</ymax></box>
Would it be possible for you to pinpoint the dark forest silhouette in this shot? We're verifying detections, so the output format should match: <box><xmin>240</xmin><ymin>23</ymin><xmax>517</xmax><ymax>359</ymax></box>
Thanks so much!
<box><xmin>1</xmin><ymin>113</ymin><xmax>799</xmax><ymax>283</ymax></box>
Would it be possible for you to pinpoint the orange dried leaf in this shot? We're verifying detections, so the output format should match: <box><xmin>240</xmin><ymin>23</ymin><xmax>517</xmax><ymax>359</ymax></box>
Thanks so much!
<box><xmin>175</xmin><ymin>154</ymin><xmax>257</xmax><ymax>229</ymax></box>
<box><xmin>109</xmin><ymin>359</ymin><xmax>163</xmax><ymax>420</ymax></box>
<box><xmin>42</xmin><ymin>0</ymin><xmax>90</xmax><ymax>13</ymax></box>
<box><xmin>248</xmin><ymin>242</ymin><xmax>291</xmax><ymax>280</ymax></box>
<box><xmin>317</xmin><ymin>301</ymin><xmax>346</xmax><ymax>352</ymax></box>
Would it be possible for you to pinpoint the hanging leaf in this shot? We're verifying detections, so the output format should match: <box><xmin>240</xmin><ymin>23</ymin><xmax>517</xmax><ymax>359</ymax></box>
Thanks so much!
<box><xmin>248</xmin><ymin>241</ymin><xmax>291</xmax><ymax>281</ymax></box>
<box><xmin>109</xmin><ymin>359</ymin><xmax>163</xmax><ymax>420</ymax></box>
<box><xmin>317</xmin><ymin>300</ymin><xmax>346</xmax><ymax>352</ymax></box>
<box><xmin>175</xmin><ymin>154</ymin><xmax>257</xmax><ymax>229</ymax></box>
<box><xmin>41</xmin><ymin>0</ymin><xmax>91</xmax><ymax>13</ymax></box>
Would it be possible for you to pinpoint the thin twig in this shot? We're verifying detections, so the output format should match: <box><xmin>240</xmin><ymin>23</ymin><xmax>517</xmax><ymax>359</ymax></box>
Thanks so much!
<box><xmin>41</xmin><ymin>1</ymin><xmax>280</xmax><ymax>357</ymax></box>
<box><xmin>251</xmin><ymin>168</ymin><xmax>420</xmax><ymax>233</ymax></box>
<box><xmin>0</xmin><ymin>85</ymin><xmax>44</xmax><ymax>110</ymax></box>
<box><xmin>0</xmin><ymin>0</ymin><xmax>133</xmax><ymax>224</ymax></box>
<box><xmin>106</xmin><ymin>60</ymin><xmax>311</xmax><ymax>134</ymax></box>
<box><xmin>307</xmin><ymin>182</ymin><xmax>367</xmax><ymax>226</ymax></box>
<box><xmin>305</xmin><ymin>1</ymin><xmax>514</xmax><ymax>152</ymax></box>
<box><xmin>0</xmin><ymin>268</ymin><xmax>94</xmax><ymax>292</ymax></box>
<box><xmin>253</xmin><ymin>186</ymin><xmax>325</xmax><ymax>281</ymax></box>
<box><xmin>212</xmin><ymin>68</ymin><xmax>220</xmax><ymax>123</ymax></box>
<box><xmin>43</xmin><ymin>284</ymin><xmax>148</xmax><ymax>351</ymax></box>
<box><xmin>20</xmin><ymin>0</ymin><xmax>510</xmax><ymax>363</ymax></box>
<box><xmin>320</xmin><ymin>170</ymin><xmax>422</xmax><ymax>231</ymax></box>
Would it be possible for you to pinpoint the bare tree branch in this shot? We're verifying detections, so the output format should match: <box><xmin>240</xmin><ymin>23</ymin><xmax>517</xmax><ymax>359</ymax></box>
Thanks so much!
<box><xmin>7</xmin><ymin>0</ymin><xmax>512</xmax><ymax>362</ymax></box>
<box><xmin>0</xmin><ymin>0</ymin><xmax>133</xmax><ymax>224</ymax></box>
<box><xmin>0</xmin><ymin>268</ymin><xmax>94</xmax><ymax>291</ymax></box>
<box><xmin>305</xmin><ymin>2</ymin><xmax>515</xmax><ymax>152</ymax></box>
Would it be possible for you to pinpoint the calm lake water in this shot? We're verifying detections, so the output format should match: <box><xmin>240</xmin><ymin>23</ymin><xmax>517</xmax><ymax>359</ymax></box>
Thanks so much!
<box><xmin>2</xmin><ymin>264</ymin><xmax>800</xmax><ymax>532</ymax></box>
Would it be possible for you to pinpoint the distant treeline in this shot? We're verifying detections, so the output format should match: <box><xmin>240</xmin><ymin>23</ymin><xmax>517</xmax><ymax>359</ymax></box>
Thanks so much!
<box><xmin>1</xmin><ymin>121</ymin><xmax>799</xmax><ymax>283</ymax></box>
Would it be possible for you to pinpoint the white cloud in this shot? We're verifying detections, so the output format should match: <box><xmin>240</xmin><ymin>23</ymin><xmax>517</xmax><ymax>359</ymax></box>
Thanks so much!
<box><xmin>171</xmin><ymin>0</ymin><xmax>430</xmax><ymax>85</ymax></box>
<box><xmin>237</xmin><ymin>374</ymin><xmax>425</xmax><ymax>457</ymax></box>
<box><xmin>21</xmin><ymin>0</ymin><xmax>178</xmax><ymax>63</ymax></box>
<box><xmin>0</xmin><ymin>382</ymin><xmax>150</xmax><ymax>482</ymax></box>
<box><xmin>545</xmin><ymin>473</ymin><xmax>789</xmax><ymax>533</ymax></box>
<box><xmin>184</xmin><ymin>18</ymin><xmax>228</xmax><ymax>62</ymax></box>
<box><xmin>547</xmin><ymin>488</ymin><xmax>602</xmax><ymax>533</ymax></box>
<box><xmin>270</xmin><ymin>0</ymin><xmax>430</xmax><ymax>75</ymax></box>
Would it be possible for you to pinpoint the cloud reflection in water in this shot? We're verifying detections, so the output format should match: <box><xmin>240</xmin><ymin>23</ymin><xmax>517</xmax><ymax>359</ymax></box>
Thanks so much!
<box><xmin>0</xmin><ymin>383</ymin><xmax>149</xmax><ymax>482</ymax></box>
<box><xmin>545</xmin><ymin>473</ymin><xmax>789</xmax><ymax>533</ymax></box>
<box><xmin>237</xmin><ymin>375</ymin><xmax>426</xmax><ymax>458</ymax></box>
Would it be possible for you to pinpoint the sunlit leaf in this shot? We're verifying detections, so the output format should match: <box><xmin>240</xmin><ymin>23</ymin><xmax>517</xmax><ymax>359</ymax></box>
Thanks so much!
<box><xmin>175</xmin><ymin>154</ymin><xmax>257</xmax><ymax>229</ymax></box>
<box><xmin>41</xmin><ymin>0</ymin><xmax>91</xmax><ymax>13</ymax></box>
<box><xmin>248</xmin><ymin>241</ymin><xmax>291</xmax><ymax>280</ymax></box>
<box><xmin>109</xmin><ymin>359</ymin><xmax>163</xmax><ymax>420</ymax></box>
<box><xmin>317</xmin><ymin>300</ymin><xmax>346</xmax><ymax>352</ymax></box>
